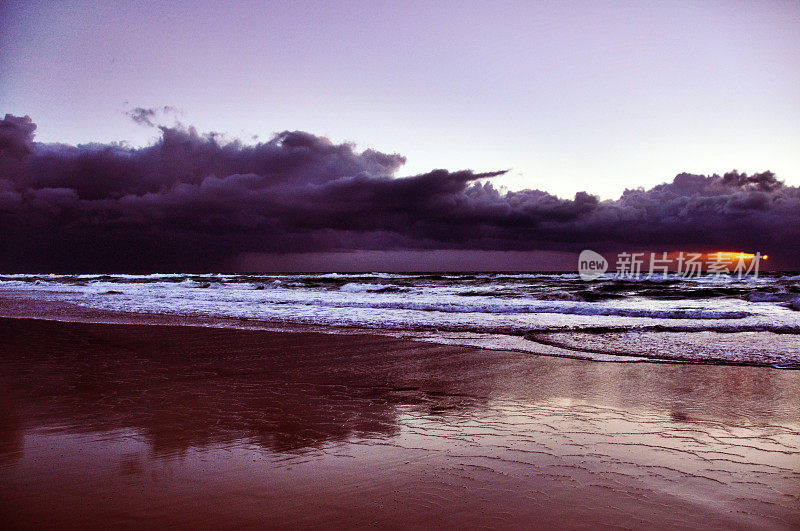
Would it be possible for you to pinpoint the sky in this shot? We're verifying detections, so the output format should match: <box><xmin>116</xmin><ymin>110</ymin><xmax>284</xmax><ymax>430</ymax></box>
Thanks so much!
<box><xmin>2</xmin><ymin>0</ymin><xmax>799</xmax><ymax>200</ymax></box>
<box><xmin>1</xmin><ymin>1</ymin><xmax>799</xmax><ymax>272</ymax></box>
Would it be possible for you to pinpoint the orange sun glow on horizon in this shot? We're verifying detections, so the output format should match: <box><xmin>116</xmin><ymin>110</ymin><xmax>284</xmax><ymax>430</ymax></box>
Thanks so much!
<box><xmin>708</xmin><ymin>251</ymin><xmax>769</xmax><ymax>262</ymax></box>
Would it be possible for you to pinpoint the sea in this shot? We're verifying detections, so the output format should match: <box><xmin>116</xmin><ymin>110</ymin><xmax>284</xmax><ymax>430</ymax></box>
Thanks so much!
<box><xmin>1</xmin><ymin>272</ymin><xmax>799</xmax><ymax>368</ymax></box>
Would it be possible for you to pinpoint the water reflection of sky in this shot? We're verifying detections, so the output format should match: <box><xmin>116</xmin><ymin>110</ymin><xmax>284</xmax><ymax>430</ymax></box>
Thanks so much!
<box><xmin>1</xmin><ymin>319</ymin><xmax>799</xmax><ymax>527</ymax></box>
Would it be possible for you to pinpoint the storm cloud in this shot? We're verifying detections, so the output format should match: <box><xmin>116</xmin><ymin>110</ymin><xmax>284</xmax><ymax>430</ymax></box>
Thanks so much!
<box><xmin>1</xmin><ymin>112</ymin><xmax>798</xmax><ymax>272</ymax></box>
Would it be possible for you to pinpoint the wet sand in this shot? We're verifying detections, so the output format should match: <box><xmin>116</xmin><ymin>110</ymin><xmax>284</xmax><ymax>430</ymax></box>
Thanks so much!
<box><xmin>1</xmin><ymin>317</ymin><xmax>799</xmax><ymax>529</ymax></box>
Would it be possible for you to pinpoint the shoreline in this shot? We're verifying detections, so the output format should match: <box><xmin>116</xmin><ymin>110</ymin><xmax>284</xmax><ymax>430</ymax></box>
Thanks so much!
<box><xmin>1</xmin><ymin>291</ymin><xmax>798</xmax><ymax>369</ymax></box>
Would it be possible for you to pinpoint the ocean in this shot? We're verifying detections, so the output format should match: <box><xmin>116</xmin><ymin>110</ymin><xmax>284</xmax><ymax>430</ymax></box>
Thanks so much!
<box><xmin>1</xmin><ymin>272</ymin><xmax>799</xmax><ymax>367</ymax></box>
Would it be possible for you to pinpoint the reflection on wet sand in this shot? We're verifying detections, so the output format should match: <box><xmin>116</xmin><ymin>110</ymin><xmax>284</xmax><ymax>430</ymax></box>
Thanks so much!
<box><xmin>1</xmin><ymin>318</ymin><xmax>799</xmax><ymax>528</ymax></box>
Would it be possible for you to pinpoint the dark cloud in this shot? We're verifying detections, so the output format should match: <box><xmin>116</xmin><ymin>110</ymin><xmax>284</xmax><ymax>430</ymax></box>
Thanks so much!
<box><xmin>0</xmin><ymin>113</ymin><xmax>798</xmax><ymax>272</ymax></box>
<box><xmin>125</xmin><ymin>106</ymin><xmax>179</xmax><ymax>127</ymax></box>
<box><xmin>0</xmin><ymin>114</ymin><xmax>36</xmax><ymax>159</ymax></box>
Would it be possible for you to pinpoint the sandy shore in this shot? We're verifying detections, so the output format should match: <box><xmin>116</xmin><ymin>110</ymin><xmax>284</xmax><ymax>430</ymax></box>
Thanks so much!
<box><xmin>1</xmin><ymin>316</ymin><xmax>799</xmax><ymax>529</ymax></box>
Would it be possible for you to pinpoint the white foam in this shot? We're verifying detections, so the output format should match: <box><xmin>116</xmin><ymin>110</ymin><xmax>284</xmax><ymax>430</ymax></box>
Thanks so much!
<box><xmin>339</xmin><ymin>282</ymin><xmax>394</xmax><ymax>292</ymax></box>
<box><xmin>2</xmin><ymin>273</ymin><xmax>799</xmax><ymax>365</ymax></box>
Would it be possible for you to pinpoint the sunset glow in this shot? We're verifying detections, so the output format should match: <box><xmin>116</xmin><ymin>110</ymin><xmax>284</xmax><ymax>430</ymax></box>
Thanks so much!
<box><xmin>713</xmin><ymin>252</ymin><xmax>758</xmax><ymax>260</ymax></box>
<box><xmin>663</xmin><ymin>251</ymin><xmax>769</xmax><ymax>263</ymax></box>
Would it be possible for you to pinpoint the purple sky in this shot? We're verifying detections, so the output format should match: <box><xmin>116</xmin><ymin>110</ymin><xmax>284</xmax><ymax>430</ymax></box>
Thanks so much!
<box><xmin>2</xmin><ymin>0</ymin><xmax>798</xmax><ymax>199</ymax></box>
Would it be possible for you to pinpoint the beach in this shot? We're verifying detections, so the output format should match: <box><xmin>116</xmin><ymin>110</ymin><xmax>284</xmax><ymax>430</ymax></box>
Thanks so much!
<box><xmin>2</xmin><ymin>315</ymin><xmax>799</xmax><ymax>529</ymax></box>
<box><xmin>4</xmin><ymin>1</ymin><xmax>800</xmax><ymax>527</ymax></box>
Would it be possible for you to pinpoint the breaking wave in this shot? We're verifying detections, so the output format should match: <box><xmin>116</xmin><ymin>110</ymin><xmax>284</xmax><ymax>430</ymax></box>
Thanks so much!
<box><xmin>1</xmin><ymin>272</ymin><xmax>798</xmax><ymax>367</ymax></box>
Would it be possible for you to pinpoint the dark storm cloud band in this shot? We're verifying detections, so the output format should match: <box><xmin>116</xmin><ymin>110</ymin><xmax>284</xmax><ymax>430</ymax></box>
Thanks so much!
<box><xmin>1</xmin><ymin>113</ymin><xmax>798</xmax><ymax>272</ymax></box>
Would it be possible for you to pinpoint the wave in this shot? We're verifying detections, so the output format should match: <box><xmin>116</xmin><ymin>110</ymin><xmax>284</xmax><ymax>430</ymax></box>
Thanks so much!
<box><xmin>519</xmin><ymin>323</ymin><xmax>800</xmax><ymax>334</ymax></box>
<box><xmin>236</xmin><ymin>295</ymin><xmax>752</xmax><ymax>319</ymax></box>
<box><xmin>3</xmin><ymin>275</ymin><xmax>799</xmax><ymax>367</ymax></box>
<box><xmin>522</xmin><ymin>330</ymin><xmax>800</xmax><ymax>368</ymax></box>
<box><xmin>339</xmin><ymin>282</ymin><xmax>405</xmax><ymax>293</ymax></box>
<box><xmin>746</xmin><ymin>291</ymin><xmax>796</xmax><ymax>302</ymax></box>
